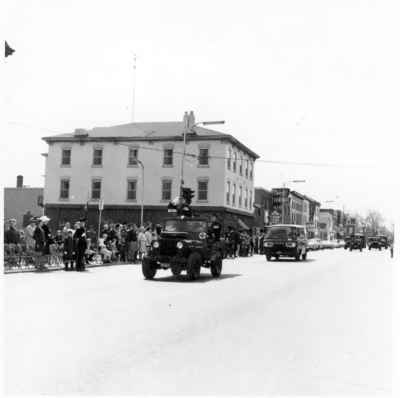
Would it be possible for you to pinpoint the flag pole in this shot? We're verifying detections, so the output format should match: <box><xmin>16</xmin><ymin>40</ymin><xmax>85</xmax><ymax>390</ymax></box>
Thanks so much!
<box><xmin>132</xmin><ymin>54</ymin><xmax>137</xmax><ymax>122</ymax></box>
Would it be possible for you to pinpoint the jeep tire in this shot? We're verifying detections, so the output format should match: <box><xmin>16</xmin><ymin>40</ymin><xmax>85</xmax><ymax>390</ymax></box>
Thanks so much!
<box><xmin>295</xmin><ymin>249</ymin><xmax>301</xmax><ymax>261</ymax></box>
<box><xmin>266</xmin><ymin>254</ymin><xmax>271</xmax><ymax>261</ymax></box>
<box><xmin>186</xmin><ymin>252</ymin><xmax>201</xmax><ymax>280</ymax></box>
<box><xmin>211</xmin><ymin>254</ymin><xmax>222</xmax><ymax>277</ymax></box>
<box><xmin>142</xmin><ymin>257</ymin><xmax>157</xmax><ymax>279</ymax></box>
<box><xmin>302</xmin><ymin>251</ymin><xmax>307</xmax><ymax>261</ymax></box>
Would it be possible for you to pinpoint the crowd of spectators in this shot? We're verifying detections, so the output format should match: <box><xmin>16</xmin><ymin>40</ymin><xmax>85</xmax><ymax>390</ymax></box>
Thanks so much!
<box><xmin>4</xmin><ymin>214</ymin><xmax>266</xmax><ymax>271</ymax></box>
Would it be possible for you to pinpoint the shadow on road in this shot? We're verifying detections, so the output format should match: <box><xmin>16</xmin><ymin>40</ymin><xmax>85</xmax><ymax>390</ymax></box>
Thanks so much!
<box><xmin>271</xmin><ymin>258</ymin><xmax>317</xmax><ymax>263</ymax></box>
<box><xmin>148</xmin><ymin>273</ymin><xmax>242</xmax><ymax>283</ymax></box>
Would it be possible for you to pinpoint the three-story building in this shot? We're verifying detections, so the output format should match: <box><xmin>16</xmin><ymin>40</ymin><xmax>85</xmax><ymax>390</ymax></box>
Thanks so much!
<box><xmin>42</xmin><ymin>112</ymin><xmax>259</xmax><ymax>229</ymax></box>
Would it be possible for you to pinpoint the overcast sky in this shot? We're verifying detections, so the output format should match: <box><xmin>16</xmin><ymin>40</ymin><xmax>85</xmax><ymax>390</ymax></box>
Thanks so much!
<box><xmin>2</xmin><ymin>0</ymin><xmax>399</xmax><ymax>223</ymax></box>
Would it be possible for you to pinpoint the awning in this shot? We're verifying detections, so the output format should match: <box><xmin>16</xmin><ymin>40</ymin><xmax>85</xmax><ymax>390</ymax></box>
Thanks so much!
<box><xmin>237</xmin><ymin>218</ymin><xmax>250</xmax><ymax>231</ymax></box>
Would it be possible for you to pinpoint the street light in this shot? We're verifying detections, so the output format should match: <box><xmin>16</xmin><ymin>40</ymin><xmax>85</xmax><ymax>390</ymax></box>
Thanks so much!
<box><xmin>179</xmin><ymin>118</ymin><xmax>225</xmax><ymax>195</ymax></box>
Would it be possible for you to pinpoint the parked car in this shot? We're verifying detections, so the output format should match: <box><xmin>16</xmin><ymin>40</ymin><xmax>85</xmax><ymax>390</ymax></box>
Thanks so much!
<box><xmin>367</xmin><ymin>236</ymin><xmax>384</xmax><ymax>250</ymax></box>
<box><xmin>321</xmin><ymin>240</ymin><xmax>335</xmax><ymax>249</ymax></box>
<box><xmin>337</xmin><ymin>239</ymin><xmax>346</xmax><ymax>248</ymax></box>
<box><xmin>307</xmin><ymin>238</ymin><xmax>321</xmax><ymax>251</ymax></box>
<box><xmin>264</xmin><ymin>224</ymin><xmax>308</xmax><ymax>261</ymax></box>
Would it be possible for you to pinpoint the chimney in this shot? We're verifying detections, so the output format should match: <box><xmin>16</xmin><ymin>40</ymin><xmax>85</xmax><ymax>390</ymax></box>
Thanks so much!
<box><xmin>16</xmin><ymin>175</ymin><xmax>23</xmax><ymax>188</ymax></box>
<box><xmin>188</xmin><ymin>111</ymin><xmax>195</xmax><ymax>129</ymax></box>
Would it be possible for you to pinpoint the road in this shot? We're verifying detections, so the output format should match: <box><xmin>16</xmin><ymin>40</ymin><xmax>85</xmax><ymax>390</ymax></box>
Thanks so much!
<box><xmin>4</xmin><ymin>249</ymin><xmax>394</xmax><ymax>395</ymax></box>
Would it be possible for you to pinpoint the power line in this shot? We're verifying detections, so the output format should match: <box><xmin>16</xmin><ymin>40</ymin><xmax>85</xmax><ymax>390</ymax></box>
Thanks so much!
<box><xmin>6</xmin><ymin>120</ymin><xmax>370</xmax><ymax>168</ymax></box>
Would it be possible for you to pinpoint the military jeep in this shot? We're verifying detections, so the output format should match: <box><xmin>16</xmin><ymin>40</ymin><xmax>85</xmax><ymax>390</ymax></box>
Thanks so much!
<box><xmin>142</xmin><ymin>217</ymin><xmax>223</xmax><ymax>280</ymax></box>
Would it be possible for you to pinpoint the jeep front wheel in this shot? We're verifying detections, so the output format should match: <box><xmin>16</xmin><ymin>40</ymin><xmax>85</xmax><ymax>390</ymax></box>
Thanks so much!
<box><xmin>142</xmin><ymin>258</ymin><xmax>157</xmax><ymax>279</ymax></box>
<box><xmin>211</xmin><ymin>255</ymin><xmax>222</xmax><ymax>278</ymax></box>
<box><xmin>186</xmin><ymin>252</ymin><xmax>201</xmax><ymax>280</ymax></box>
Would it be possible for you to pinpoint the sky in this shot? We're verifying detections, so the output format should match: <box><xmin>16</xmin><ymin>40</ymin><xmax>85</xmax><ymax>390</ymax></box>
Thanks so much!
<box><xmin>2</xmin><ymin>0</ymin><xmax>399</xmax><ymax>224</ymax></box>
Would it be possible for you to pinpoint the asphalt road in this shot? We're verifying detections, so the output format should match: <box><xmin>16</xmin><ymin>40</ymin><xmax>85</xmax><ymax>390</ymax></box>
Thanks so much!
<box><xmin>4</xmin><ymin>248</ymin><xmax>394</xmax><ymax>395</ymax></box>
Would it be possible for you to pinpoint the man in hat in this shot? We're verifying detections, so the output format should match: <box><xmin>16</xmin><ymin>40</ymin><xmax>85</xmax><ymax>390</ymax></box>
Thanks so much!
<box><xmin>63</xmin><ymin>229</ymin><xmax>75</xmax><ymax>271</ymax></box>
<box><xmin>74</xmin><ymin>219</ymin><xmax>87</xmax><ymax>271</ymax></box>
<box><xmin>40</xmin><ymin>215</ymin><xmax>52</xmax><ymax>255</ymax></box>
<box><xmin>208</xmin><ymin>214</ymin><xmax>222</xmax><ymax>242</ymax></box>
<box><xmin>5</xmin><ymin>219</ymin><xmax>20</xmax><ymax>244</ymax></box>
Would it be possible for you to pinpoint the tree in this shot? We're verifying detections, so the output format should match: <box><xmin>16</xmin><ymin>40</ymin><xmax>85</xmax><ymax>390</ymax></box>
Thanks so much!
<box><xmin>365</xmin><ymin>210</ymin><xmax>384</xmax><ymax>235</ymax></box>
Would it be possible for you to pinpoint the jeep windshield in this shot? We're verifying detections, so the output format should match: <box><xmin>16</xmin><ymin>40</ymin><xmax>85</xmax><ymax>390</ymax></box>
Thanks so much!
<box><xmin>265</xmin><ymin>226</ymin><xmax>300</xmax><ymax>240</ymax></box>
<box><xmin>164</xmin><ymin>220</ymin><xmax>207</xmax><ymax>233</ymax></box>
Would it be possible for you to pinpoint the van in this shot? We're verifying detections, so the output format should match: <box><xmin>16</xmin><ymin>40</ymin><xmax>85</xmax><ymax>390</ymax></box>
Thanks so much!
<box><xmin>263</xmin><ymin>224</ymin><xmax>308</xmax><ymax>261</ymax></box>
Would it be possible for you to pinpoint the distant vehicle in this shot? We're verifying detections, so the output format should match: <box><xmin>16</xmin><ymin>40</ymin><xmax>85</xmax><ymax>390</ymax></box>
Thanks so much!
<box><xmin>349</xmin><ymin>235</ymin><xmax>364</xmax><ymax>252</ymax></box>
<box><xmin>263</xmin><ymin>224</ymin><xmax>308</xmax><ymax>261</ymax></box>
<box><xmin>307</xmin><ymin>238</ymin><xmax>321</xmax><ymax>251</ymax></box>
<box><xmin>377</xmin><ymin>235</ymin><xmax>389</xmax><ymax>249</ymax></box>
<box><xmin>142</xmin><ymin>217</ymin><xmax>223</xmax><ymax>280</ymax></box>
<box><xmin>337</xmin><ymin>239</ymin><xmax>346</xmax><ymax>248</ymax></box>
<box><xmin>367</xmin><ymin>236</ymin><xmax>387</xmax><ymax>250</ymax></box>
<box><xmin>321</xmin><ymin>240</ymin><xmax>335</xmax><ymax>250</ymax></box>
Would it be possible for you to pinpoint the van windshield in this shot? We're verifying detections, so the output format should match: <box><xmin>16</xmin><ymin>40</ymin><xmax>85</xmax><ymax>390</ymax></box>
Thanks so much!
<box><xmin>266</xmin><ymin>226</ymin><xmax>301</xmax><ymax>240</ymax></box>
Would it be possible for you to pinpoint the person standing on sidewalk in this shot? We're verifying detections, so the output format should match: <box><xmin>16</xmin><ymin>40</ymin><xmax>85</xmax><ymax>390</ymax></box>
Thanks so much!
<box><xmin>63</xmin><ymin>230</ymin><xmax>75</xmax><ymax>271</ymax></box>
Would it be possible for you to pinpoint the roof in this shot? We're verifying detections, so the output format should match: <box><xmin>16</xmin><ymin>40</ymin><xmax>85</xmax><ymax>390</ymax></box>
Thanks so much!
<box><xmin>42</xmin><ymin>121</ymin><xmax>259</xmax><ymax>159</ymax></box>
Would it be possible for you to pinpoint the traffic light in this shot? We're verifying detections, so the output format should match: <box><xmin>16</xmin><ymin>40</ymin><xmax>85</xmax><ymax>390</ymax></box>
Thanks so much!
<box><xmin>182</xmin><ymin>187</ymin><xmax>195</xmax><ymax>205</ymax></box>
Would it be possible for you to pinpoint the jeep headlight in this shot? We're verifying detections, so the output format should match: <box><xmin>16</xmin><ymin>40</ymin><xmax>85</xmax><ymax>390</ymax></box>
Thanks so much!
<box><xmin>264</xmin><ymin>242</ymin><xmax>274</xmax><ymax>247</ymax></box>
<box><xmin>176</xmin><ymin>241</ymin><xmax>183</xmax><ymax>249</ymax></box>
<box><xmin>286</xmin><ymin>242</ymin><xmax>296</xmax><ymax>248</ymax></box>
<box><xmin>153</xmin><ymin>241</ymin><xmax>159</xmax><ymax>249</ymax></box>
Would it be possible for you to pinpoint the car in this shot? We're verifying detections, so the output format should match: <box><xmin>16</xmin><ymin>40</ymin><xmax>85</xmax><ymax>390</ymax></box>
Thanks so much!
<box><xmin>142</xmin><ymin>217</ymin><xmax>223</xmax><ymax>280</ymax></box>
<box><xmin>307</xmin><ymin>238</ymin><xmax>321</xmax><ymax>251</ymax></box>
<box><xmin>367</xmin><ymin>236</ymin><xmax>384</xmax><ymax>250</ymax></box>
<box><xmin>320</xmin><ymin>240</ymin><xmax>334</xmax><ymax>249</ymax></box>
<box><xmin>377</xmin><ymin>235</ymin><xmax>389</xmax><ymax>249</ymax></box>
<box><xmin>349</xmin><ymin>236</ymin><xmax>364</xmax><ymax>252</ymax></box>
<box><xmin>263</xmin><ymin>224</ymin><xmax>308</xmax><ymax>261</ymax></box>
<box><xmin>337</xmin><ymin>239</ymin><xmax>346</xmax><ymax>248</ymax></box>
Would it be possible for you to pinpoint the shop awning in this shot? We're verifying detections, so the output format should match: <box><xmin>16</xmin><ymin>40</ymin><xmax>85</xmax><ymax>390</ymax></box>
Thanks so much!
<box><xmin>237</xmin><ymin>218</ymin><xmax>250</xmax><ymax>231</ymax></box>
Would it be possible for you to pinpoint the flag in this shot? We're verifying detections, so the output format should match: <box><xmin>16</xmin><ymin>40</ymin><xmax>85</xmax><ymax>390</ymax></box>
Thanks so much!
<box><xmin>5</xmin><ymin>41</ymin><xmax>15</xmax><ymax>57</ymax></box>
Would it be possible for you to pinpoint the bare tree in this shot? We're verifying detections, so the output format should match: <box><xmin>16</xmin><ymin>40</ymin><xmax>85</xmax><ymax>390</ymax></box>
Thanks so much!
<box><xmin>365</xmin><ymin>210</ymin><xmax>384</xmax><ymax>235</ymax></box>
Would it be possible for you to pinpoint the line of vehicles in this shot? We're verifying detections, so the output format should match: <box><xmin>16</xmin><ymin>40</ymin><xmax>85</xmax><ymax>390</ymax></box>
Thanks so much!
<box><xmin>141</xmin><ymin>213</ymin><xmax>391</xmax><ymax>280</ymax></box>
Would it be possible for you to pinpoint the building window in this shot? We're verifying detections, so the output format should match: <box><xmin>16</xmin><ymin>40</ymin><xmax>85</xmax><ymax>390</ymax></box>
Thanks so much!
<box><xmin>60</xmin><ymin>178</ymin><xmax>70</xmax><ymax>199</ymax></box>
<box><xmin>227</xmin><ymin>148</ymin><xmax>231</xmax><ymax>170</ymax></box>
<box><xmin>239</xmin><ymin>156</ymin><xmax>243</xmax><ymax>176</ymax></box>
<box><xmin>61</xmin><ymin>148</ymin><xmax>71</xmax><ymax>166</ymax></box>
<box><xmin>91</xmin><ymin>179</ymin><xmax>101</xmax><ymax>200</ymax></box>
<box><xmin>127</xmin><ymin>179</ymin><xmax>137</xmax><ymax>201</ymax></box>
<box><xmin>198</xmin><ymin>179</ymin><xmax>208</xmax><ymax>201</ymax></box>
<box><xmin>249</xmin><ymin>191</ymin><xmax>253</xmax><ymax>210</ymax></box>
<box><xmin>128</xmin><ymin>147</ymin><xmax>139</xmax><ymax>166</ymax></box>
<box><xmin>245</xmin><ymin>188</ymin><xmax>248</xmax><ymax>208</ymax></box>
<box><xmin>233</xmin><ymin>152</ymin><xmax>237</xmax><ymax>173</ymax></box>
<box><xmin>232</xmin><ymin>183</ymin><xmax>236</xmax><ymax>206</ymax></box>
<box><xmin>161</xmin><ymin>179</ymin><xmax>172</xmax><ymax>201</ymax></box>
<box><xmin>198</xmin><ymin>147</ymin><xmax>209</xmax><ymax>166</ymax></box>
<box><xmin>93</xmin><ymin>148</ymin><xmax>103</xmax><ymax>166</ymax></box>
<box><xmin>239</xmin><ymin>186</ymin><xmax>243</xmax><ymax>207</ymax></box>
<box><xmin>226</xmin><ymin>181</ymin><xmax>231</xmax><ymax>205</ymax></box>
<box><xmin>245</xmin><ymin>159</ymin><xmax>249</xmax><ymax>178</ymax></box>
<box><xmin>249</xmin><ymin>162</ymin><xmax>253</xmax><ymax>179</ymax></box>
<box><xmin>163</xmin><ymin>148</ymin><xmax>173</xmax><ymax>166</ymax></box>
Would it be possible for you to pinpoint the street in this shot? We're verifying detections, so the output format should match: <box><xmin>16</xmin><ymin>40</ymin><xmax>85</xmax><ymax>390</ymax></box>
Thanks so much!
<box><xmin>4</xmin><ymin>249</ymin><xmax>394</xmax><ymax>395</ymax></box>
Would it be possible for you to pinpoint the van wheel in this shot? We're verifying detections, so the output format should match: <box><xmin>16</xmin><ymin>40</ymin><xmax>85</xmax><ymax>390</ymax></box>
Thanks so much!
<box><xmin>142</xmin><ymin>258</ymin><xmax>157</xmax><ymax>279</ymax></box>
<box><xmin>302</xmin><ymin>251</ymin><xmax>307</xmax><ymax>261</ymax></box>
<box><xmin>266</xmin><ymin>254</ymin><xmax>271</xmax><ymax>261</ymax></box>
<box><xmin>275</xmin><ymin>255</ymin><xmax>280</xmax><ymax>261</ymax></box>
<box><xmin>295</xmin><ymin>250</ymin><xmax>301</xmax><ymax>261</ymax></box>
<box><xmin>187</xmin><ymin>252</ymin><xmax>201</xmax><ymax>280</ymax></box>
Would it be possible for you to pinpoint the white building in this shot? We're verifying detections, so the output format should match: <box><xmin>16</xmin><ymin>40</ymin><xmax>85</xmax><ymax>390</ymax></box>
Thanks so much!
<box><xmin>42</xmin><ymin>112</ymin><xmax>259</xmax><ymax>228</ymax></box>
